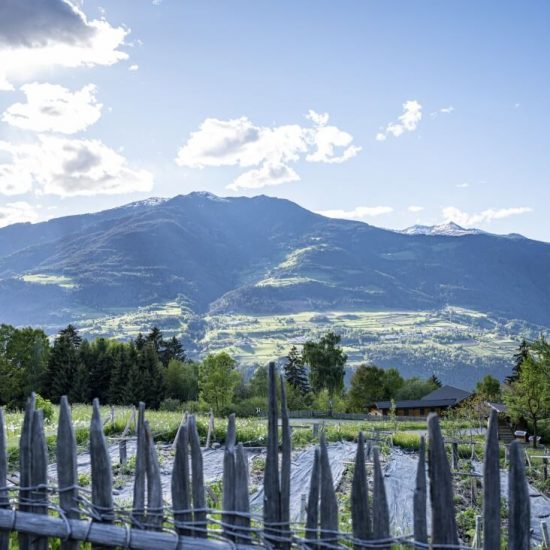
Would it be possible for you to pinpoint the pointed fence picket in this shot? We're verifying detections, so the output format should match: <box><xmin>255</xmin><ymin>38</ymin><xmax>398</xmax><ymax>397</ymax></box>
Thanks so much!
<box><xmin>0</xmin><ymin>361</ymin><xmax>535</xmax><ymax>550</ymax></box>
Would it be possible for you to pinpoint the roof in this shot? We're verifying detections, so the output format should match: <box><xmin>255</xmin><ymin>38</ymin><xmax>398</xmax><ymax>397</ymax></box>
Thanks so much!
<box><xmin>486</xmin><ymin>402</ymin><xmax>508</xmax><ymax>413</ymax></box>
<box><xmin>374</xmin><ymin>398</ymin><xmax>458</xmax><ymax>409</ymax></box>
<box><xmin>421</xmin><ymin>385</ymin><xmax>471</xmax><ymax>402</ymax></box>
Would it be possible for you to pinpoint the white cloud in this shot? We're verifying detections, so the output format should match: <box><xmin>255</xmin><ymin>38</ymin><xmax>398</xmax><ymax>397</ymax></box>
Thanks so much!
<box><xmin>129</xmin><ymin>64</ymin><xmax>139</xmax><ymax>71</ymax></box>
<box><xmin>430</xmin><ymin>105</ymin><xmax>455</xmax><ymax>118</ymax></box>
<box><xmin>318</xmin><ymin>206</ymin><xmax>394</xmax><ymax>220</ymax></box>
<box><xmin>0</xmin><ymin>136</ymin><xmax>153</xmax><ymax>197</ymax></box>
<box><xmin>442</xmin><ymin>206</ymin><xmax>533</xmax><ymax>227</ymax></box>
<box><xmin>2</xmin><ymin>83</ymin><xmax>102</xmax><ymax>134</ymax></box>
<box><xmin>228</xmin><ymin>162</ymin><xmax>300</xmax><ymax>191</ymax></box>
<box><xmin>376</xmin><ymin>100</ymin><xmax>422</xmax><ymax>141</ymax></box>
<box><xmin>408</xmin><ymin>205</ymin><xmax>424</xmax><ymax>213</ymax></box>
<box><xmin>175</xmin><ymin>111</ymin><xmax>360</xmax><ymax>190</ymax></box>
<box><xmin>456</xmin><ymin>182</ymin><xmax>470</xmax><ymax>188</ymax></box>
<box><xmin>0</xmin><ymin>0</ymin><xmax>128</xmax><ymax>90</ymax></box>
<box><xmin>0</xmin><ymin>201</ymin><xmax>39</xmax><ymax>227</ymax></box>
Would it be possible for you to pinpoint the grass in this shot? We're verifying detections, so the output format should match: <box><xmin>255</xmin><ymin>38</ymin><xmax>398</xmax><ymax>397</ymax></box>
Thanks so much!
<box><xmin>2</xmin><ymin>403</ymin><xmax>447</xmax><ymax>468</ymax></box>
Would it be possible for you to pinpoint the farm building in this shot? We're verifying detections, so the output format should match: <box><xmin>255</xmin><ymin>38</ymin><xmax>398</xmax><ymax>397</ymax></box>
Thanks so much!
<box><xmin>370</xmin><ymin>384</ymin><xmax>471</xmax><ymax>417</ymax></box>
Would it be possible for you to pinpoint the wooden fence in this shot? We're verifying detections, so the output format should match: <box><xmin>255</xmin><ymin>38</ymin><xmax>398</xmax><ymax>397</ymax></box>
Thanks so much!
<box><xmin>0</xmin><ymin>362</ymin><xmax>537</xmax><ymax>549</ymax></box>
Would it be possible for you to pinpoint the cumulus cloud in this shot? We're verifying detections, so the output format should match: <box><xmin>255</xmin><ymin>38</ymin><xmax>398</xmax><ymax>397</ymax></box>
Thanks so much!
<box><xmin>0</xmin><ymin>0</ymin><xmax>128</xmax><ymax>90</ymax></box>
<box><xmin>318</xmin><ymin>206</ymin><xmax>394</xmax><ymax>220</ymax></box>
<box><xmin>228</xmin><ymin>162</ymin><xmax>300</xmax><ymax>191</ymax></box>
<box><xmin>128</xmin><ymin>64</ymin><xmax>139</xmax><ymax>71</ymax></box>
<box><xmin>2</xmin><ymin>83</ymin><xmax>102</xmax><ymax>134</ymax></box>
<box><xmin>376</xmin><ymin>100</ymin><xmax>422</xmax><ymax>141</ymax></box>
<box><xmin>408</xmin><ymin>205</ymin><xmax>424</xmax><ymax>213</ymax></box>
<box><xmin>442</xmin><ymin>206</ymin><xmax>533</xmax><ymax>227</ymax></box>
<box><xmin>175</xmin><ymin>110</ymin><xmax>360</xmax><ymax>190</ymax></box>
<box><xmin>0</xmin><ymin>201</ymin><xmax>39</xmax><ymax>227</ymax></box>
<box><xmin>0</xmin><ymin>136</ymin><xmax>153</xmax><ymax>197</ymax></box>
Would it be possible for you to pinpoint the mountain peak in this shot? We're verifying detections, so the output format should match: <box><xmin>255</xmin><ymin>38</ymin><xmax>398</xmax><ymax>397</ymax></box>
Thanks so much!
<box><xmin>400</xmin><ymin>221</ymin><xmax>484</xmax><ymax>237</ymax></box>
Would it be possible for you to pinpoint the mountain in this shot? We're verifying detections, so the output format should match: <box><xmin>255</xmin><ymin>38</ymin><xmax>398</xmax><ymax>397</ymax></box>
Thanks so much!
<box><xmin>0</xmin><ymin>192</ymin><xmax>549</xmax><ymax>330</ymax></box>
<box><xmin>400</xmin><ymin>222</ymin><xmax>486</xmax><ymax>237</ymax></box>
<box><xmin>399</xmin><ymin>221</ymin><xmax>526</xmax><ymax>239</ymax></box>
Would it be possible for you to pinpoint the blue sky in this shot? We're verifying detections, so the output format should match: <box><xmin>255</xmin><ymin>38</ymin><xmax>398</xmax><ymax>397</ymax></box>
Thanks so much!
<box><xmin>0</xmin><ymin>0</ymin><xmax>549</xmax><ymax>240</ymax></box>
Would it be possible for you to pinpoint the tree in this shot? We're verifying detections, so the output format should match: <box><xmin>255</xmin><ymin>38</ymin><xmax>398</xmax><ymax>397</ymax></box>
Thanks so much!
<box><xmin>395</xmin><ymin>377</ymin><xmax>438</xmax><ymax>400</ymax></box>
<box><xmin>165</xmin><ymin>359</ymin><xmax>199</xmax><ymax>402</ymax></box>
<box><xmin>284</xmin><ymin>346</ymin><xmax>310</xmax><ymax>395</ymax></box>
<box><xmin>382</xmin><ymin>368</ymin><xmax>404</xmax><ymax>399</ymax></box>
<box><xmin>0</xmin><ymin>325</ymin><xmax>50</xmax><ymax>407</ymax></box>
<box><xmin>475</xmin><ymin>374</ymin><xmax>502</xmax><ymax>401</ymax></box>
<box><xmin>302</xmin><ymin>332</ymin><xmax>347</xmax><ymax>400</ymax></box>
<box><xmin>43</xmin><ymin>325</ymin><xmax>82</xmax><ymax>403</ymax></box>
<box><xmin>199</xmin><ymin>352</ymin><xmax>240</xmax><ymax>414</ymax></box>
<box><xmin>506</xmin><ymin>339</ymin><xmax>530</xmax><ymax>384</ymax></box>
<box><xmin>347</xmin><ymin>364</ymin><xmax>386</xmax><ymax>412</ymax></box>
<box><xmin>160</xmin><ymin>336</ymin><xmax>186</xmax><ymax>367</ymax></box>
<box><xmin>504</xmin><ymin>355</ymin><xmax>550</xmax><ymax>448</ymax></box>
<box><xmin>429</xmin><ymin>374</ymin><xmax>442</xmax><ymax>388</ymax></box>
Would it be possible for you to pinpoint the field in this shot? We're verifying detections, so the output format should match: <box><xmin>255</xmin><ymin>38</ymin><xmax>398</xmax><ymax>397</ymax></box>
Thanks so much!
<box><xmin>72</xmin><ymin>305</ymin><xmax>538</xmax><ymax>386</ymax></box>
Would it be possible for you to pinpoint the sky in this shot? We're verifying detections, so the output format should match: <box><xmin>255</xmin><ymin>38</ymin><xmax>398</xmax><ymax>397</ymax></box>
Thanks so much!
<box><xmin>0</xmin><ymin>0</ymin><xmax>549</xmax><ymax>240</ymax></box>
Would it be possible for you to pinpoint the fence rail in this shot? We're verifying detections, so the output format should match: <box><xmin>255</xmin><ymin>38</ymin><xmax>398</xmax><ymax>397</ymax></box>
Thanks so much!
<box><xmin>0</xmin><ymin>363</ymin><xmax>535</xmax><ymax>549</ymax></box>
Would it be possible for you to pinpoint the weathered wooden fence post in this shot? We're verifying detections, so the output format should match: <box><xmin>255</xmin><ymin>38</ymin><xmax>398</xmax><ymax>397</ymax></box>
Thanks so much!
<box><xmin>119</xmin><ymin>440</ymin><xmax>127</xmax><ymax>468</ymax></box>
<box><xmin>352</xmin><ymin>431</ymin><xmax>371</xmax><ymax>546</ymax></box>
<box><xmin>0</xmin><ymin>408</ymin><xmax>9</xmax><ymax>550</ymax></box>
<box><xmin>132</xmin><ymin>402</ymin><xmax>146</xmax><ymax>527</ymax></box>
<box><xmin>234</xmin><ymin>443</ymin><xmax>251</xmax><ymax>544</ymax></box>
<box><xmin>319</xmin><ymin>433</ymin><xmax>338</xmax><ymax>546</ymax></box>
<box><xmin>280</xmin><ymin>374</ymin><xmax>291</xmax><ymax>550</ymax></box>
<box><xmin>264</xmin><ymin>362</ymin><xmax>281</xmax><ymax>546</ymax></box>
<box><xmin>544</xmin><ymin>457</ymin><xmax>549</xmax><ymax>482</ymax></box>
<box><xmin>413</xmin><ymin>436</ymin><xmax>427</xmax><ymax>547</ymax></box>
<box><xmin>451</xmin><ymin>441</ymin><xmax>459</xmax><ymax>470</ymax></box>
<box><xmin>144</xmin><ymin>421</ymin><xmax>163</xmax><ymax>530</ymax></box>
<box><xmin>428</xmin><ymin>413</ymin><xmax>459</xmax><ymax>549</ymax></box>
<box><xmin>222</xmin><ymin>414</ymin><xmax>236</xmax><ymax>540</ymax></box>
<box><xmin>205</xmin><ymin>411</ymin><xmax>215</xmax><ymax>450</ymax></box>
<box><xmin>508</xmin><ymin>440</ymin><xmax>530</xmax><ymax>550</ymax></box>
<box><xmin>305</xmin><ymin>447</ymin><xmax>320</xmax><ymax>549</ymax></box>
<box><xmin>372</xmin><ymin>447</ymin><xmax>390</xmax><ymax>550</ymax></box>
<box><xmin>30</xmin><ymin>409</ymin><xmax>48</xmax><ymax>550</ymax></box>
<box><xmin>188</xmin><ymin>414</ymin><xmax>206</xmax><ymax>538</ymax></box>
<box><xmin>172</xmin><ymin>421</ymin><xmax>192</xmax><ymax>537</ymax></box>
<box><xmin>19</xmin><ymin>393</ymin><xmax>35</xmax><ymax>550</ymax></box>
<box><xmin>90</xmin><ymin>399</ymin><xmax>113</xmax><ymax>550</ymax></box>
<box><xmin>483</xmin><ymin>409</ymin><xmax>500</xmax><ymax>550</ymax></box>
<box><xmin>57</xmin><ymin>396</ymin><xmax>80</xmax><ymax>550</ymax></box>
<box><xmin>541</xmin><ymin>521</ymin><xmax>550</xmax><ymax>549</ymax></box>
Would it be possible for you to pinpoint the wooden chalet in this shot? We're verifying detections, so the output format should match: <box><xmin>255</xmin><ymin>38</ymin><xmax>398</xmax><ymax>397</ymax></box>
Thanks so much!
<box><xmin>370</xmin><ymin>384</ymin><xmax>471</xmax><ymax>417</ymax></box>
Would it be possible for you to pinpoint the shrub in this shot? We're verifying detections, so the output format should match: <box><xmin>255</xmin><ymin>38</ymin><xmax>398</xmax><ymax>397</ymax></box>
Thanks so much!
<box><xmin>35</xmin><ymin>394</ymin><xmax>54</xmax><ymax>422</ymax></box>
<box><xmin>160</xmin><ymin>398</ymin><xmax>182</xmax><ymax>412</ymax></box>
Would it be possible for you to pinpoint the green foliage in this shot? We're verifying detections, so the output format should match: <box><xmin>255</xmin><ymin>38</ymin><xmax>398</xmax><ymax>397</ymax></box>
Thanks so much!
<box><xmin>475</xmin><ymin>374</ymin><xmax>502</xmax><ymax>401</ymax></box>
<box><xmin>312</xmin><ymin>389</ymin><xmax>347</xmax><ymax>414</ymax></box>
<box><xmin>0</xmin><ymin>324</ymin><xmax>50</xmax><ymax>408</ymax></box>
<box><xmin>165</xmin><ymin>359</ymin><xmax>199</xmax><ymax>402</ymax></box>
<box><xmin>303</xmin><ymin>331</ymin><xmax>347</xmax><ymax>400</ymax></box>
<box><xmin>504</xmin><ymin>336</ymin><xmax>550</xmax><ymax>447</ymax></box>
<box><xmin>347</xmin><ymin>364</ymin><xmax>386</xmax><ymax>412</ymax></box>
<box><xmin>284</xmin><ymin>345</ymin><xmax>310</xmax><ymax>395</ymax></box>
<box><xmin>199</xmin><ymin>352</ymin><xmax>240</xmax><ymax>414</ymax></box>
<box><xmin>35</xmin><ymin>394</ymin><xmax>54</xmax><ymax>422</ymax></box>
<box><xmin>395</xmin><ymin>377</ymin><xmax>438</xmax><ymax>400</ymax></box>
<box><xmin>159</xmin><ymin>397</ymin><xmax>182</xmax><ymax>412</ymax></box>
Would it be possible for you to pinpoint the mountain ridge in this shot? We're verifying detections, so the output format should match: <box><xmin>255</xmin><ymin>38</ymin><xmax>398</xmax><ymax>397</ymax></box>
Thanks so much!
<box><xmin>0</xmin><ymin>192</ymin><xmax>549</xmax><ymax>331</ymax></box>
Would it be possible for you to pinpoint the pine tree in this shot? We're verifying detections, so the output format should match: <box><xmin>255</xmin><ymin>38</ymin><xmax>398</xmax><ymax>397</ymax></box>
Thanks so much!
<box><xmin>506</xmin><ymin>339</ymin><xmax>530</xmax><ymax>384</ymax></box>
<box><xmin>429</xmin><ymin>374</ymin><xmax>442</xmax><ymax>388</ymax></box>
<box><xmin>284</xmin><ymin>346</ymin><xmax>310</xmax><ymax>395</ymax></box>
<box><xmin>43</xmin><ymin>325</ymin><xmax>82</xmax><ymax>403</ymax></box>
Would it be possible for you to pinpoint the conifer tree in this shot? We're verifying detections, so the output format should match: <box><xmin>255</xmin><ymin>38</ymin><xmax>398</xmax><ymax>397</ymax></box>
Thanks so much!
<box><xmin>284</xmin><ymin>346</ymin><xmax>310</xmax><ymax>395</ymax></box>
